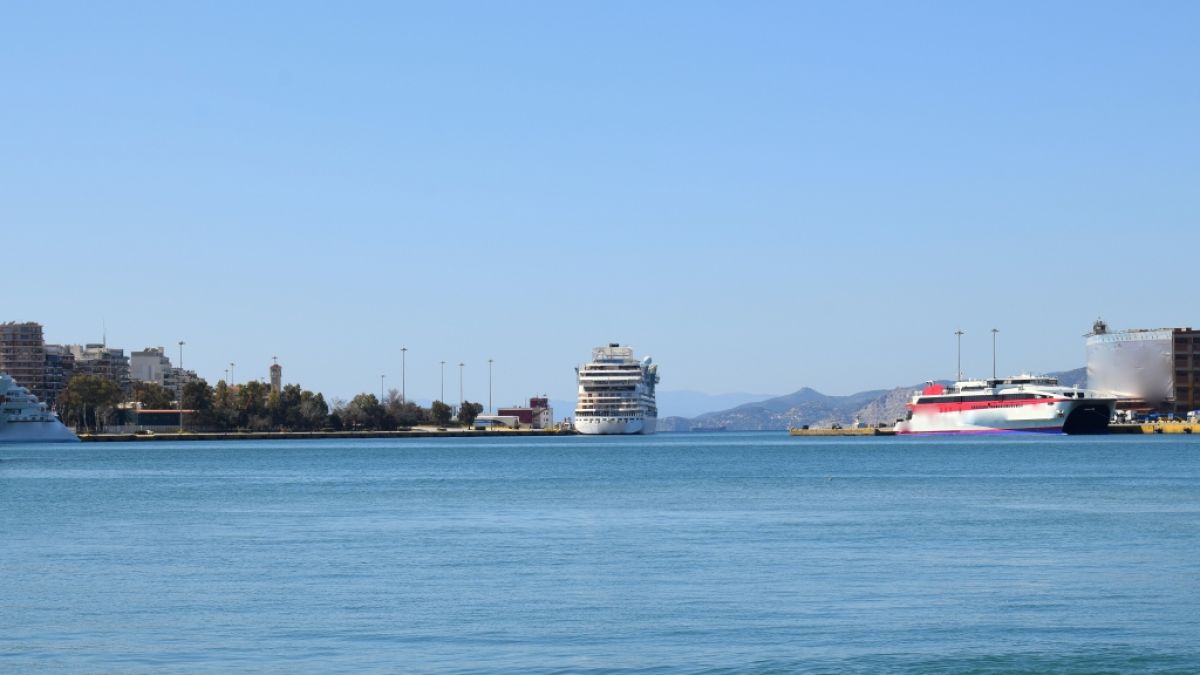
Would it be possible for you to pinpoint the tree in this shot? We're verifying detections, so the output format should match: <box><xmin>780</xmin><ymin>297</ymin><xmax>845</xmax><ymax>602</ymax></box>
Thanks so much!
<box><xmin>457</xmin><ymin>401</ymin><xmax>484</xmax><ymax>427</ymax></box>
<box><xmin>57</xmin><ymin>374</ymin><xmax>122</xmax><ymax>433</ymax></box>
<box><xmin>340</xmin><ymin>393</ymin><xmax>387</xmax><ymax>429</ymax></box>
<box><xmin>132</xmin><ymin>381</ymin><xmax>175</xmax><ymax>410</ymax></box>
<box><xmin>298</xmin><ymin>391</ymin><xmax>330</xmax><ymax>430</ymax></box>
<box><xmin>181</xmin><ymin>379</ymin><xmax>215</xmax><ymax>430</ymax></box>
<box><xmin>383</xmin><ymin>389</ymin><xmax>424</xmax><ymax>428</ymax></box>
<box><xmin>429</xmin><ymin>400</ymin><xmax>453</xmax><ymax>426</ymax></box>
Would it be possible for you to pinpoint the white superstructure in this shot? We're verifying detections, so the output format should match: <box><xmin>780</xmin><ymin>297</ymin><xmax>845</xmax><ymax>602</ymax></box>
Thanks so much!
<box><xmin>575</xmin><ymin>344</ymin><xmax>659</xmax><ymax>435</ymax></box>
<box><xmin>894</xmin><ymin>374</ymin><xmax>1116</xmax><ymax>435</ymax></box>
<box><xmin>0</xmin><ymin>372</ymin><xmax>80</xmax><ymax>443</ymax></box>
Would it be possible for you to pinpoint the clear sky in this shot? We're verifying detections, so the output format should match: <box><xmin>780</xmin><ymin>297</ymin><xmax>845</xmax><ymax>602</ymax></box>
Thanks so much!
<box><xmin>4</xmin><ymin>1</ymin><xmax>1198</xmax><ymax>405</ymax></box>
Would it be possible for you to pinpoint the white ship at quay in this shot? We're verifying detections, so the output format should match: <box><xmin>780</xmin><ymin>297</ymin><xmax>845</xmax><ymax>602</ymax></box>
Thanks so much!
<box><xmin>0</xmin><ymin>372</ymin><xmax>80</xmax><ymax>443</ymax></box>
<box><xmin>575</xmin><ymin>344</ymin><xmax>659</xmax><ymax>435</ymax></box>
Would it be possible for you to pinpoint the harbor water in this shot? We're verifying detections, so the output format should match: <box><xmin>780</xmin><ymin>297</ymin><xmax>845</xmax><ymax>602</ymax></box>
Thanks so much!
<box><xmin>3</xmin><ymin>433</ymin><xmax>1199</xmax><ymax>672</ymax></box>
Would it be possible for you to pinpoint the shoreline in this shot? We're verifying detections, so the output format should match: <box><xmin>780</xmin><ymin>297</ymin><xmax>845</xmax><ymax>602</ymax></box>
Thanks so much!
<box><xmin>79</xmin><ymin>428</ymin><xmax>576</xmax><ymax>442</ymax></box>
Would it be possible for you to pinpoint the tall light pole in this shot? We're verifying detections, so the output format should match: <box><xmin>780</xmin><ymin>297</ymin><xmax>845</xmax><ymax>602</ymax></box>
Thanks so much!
<box><xmin>401</xmin><ymin>347</ymin><xmax>407</xmax><ymax>403</ymax></box>
<box><xmin>177</xmin><ymin>340</ymin><xmax>185</xmax><ymax>433</ymax></box>
<box><xmin>488</xmin><ymin>358</ymin><xmax>493</xmax><ymax>413</ymax></box>
<box><xmin>458</xmin><ymin>362</ymin><xmax>464</xmax><ymax>418</ymax></box>
<box><xmin>381</xmin><ymin>374</ymin><xmax>386</xmax><ymax>401</ymax></box>
<box><xmin>991</xmin><ymin>328</ymin><xmax>999</xmax><ymax>380</ymax></box>
<box><xmin>224</xmin><ymin>368</ymin><xmax>229</xmax><ymax>383</ymax></box>
<box><xmin>230</xmin><ymin>362</ymin><xmax>235</xmax><ymax>385</ymax></box>
<box><xmin>954</xmin><ymin>329</ymin><xmax>964</xmax><ymax>381</ymax></box>
<box><xmin>440</xmin><ymin>361</ymin><xmax>446</xmax><ymax>403</ymax></box>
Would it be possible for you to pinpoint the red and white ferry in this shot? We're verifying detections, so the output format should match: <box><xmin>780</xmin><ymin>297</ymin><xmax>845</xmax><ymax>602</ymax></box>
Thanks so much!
<box><xmin>894</xmin><ymin>375</ymin><xmax>1116</xmax><ymax>435</ymax></box>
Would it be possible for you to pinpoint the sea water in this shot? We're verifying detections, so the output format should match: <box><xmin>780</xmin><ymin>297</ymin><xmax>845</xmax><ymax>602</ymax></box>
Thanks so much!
<box><xmin>2</xmin><ymin>433</ymin><xmax>1199</xmax><ymax>673</ymax></box>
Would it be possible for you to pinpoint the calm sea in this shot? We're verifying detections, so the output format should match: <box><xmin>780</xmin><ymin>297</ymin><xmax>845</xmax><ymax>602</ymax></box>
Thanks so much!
<box><xmin>2</xmin><ymin>433</ymin><xmax>1199</xmax><ymax>673</ymax></box>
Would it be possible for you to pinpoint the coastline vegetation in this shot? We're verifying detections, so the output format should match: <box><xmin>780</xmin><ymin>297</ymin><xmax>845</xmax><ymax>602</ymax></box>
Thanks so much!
<box><xmin>57</xmin><ymin>374</ymin><xmax>486</xmax><ymax>433</ymax></box>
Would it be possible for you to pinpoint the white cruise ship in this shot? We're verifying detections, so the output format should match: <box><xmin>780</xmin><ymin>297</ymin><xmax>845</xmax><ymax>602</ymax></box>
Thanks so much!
<box><xmin>0</xmin><ymin>372</ymin><xmax>80</xmax><ymax>443</ymax></box>
<box><xmin>575</xmin><ymin>344</ymin><xmax>659</xmax><ymax>435</ymax></box>
<box><xmin>894</xmin><ymin>374</ymin><xmax>1116</xmax><ymax>435</ymax></box>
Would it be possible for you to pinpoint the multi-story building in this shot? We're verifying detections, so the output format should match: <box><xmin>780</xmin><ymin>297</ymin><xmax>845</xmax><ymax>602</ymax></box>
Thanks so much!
<box><xmin>68</xmin><ymin>344</ymin><xmax>132</xmax><ymax>396</ymax></box>
<box><xmin>43</xmin><ymin>344</ymin><xmax>76</xmax><ymax>405</ymax></box>
<box><xmin>131</xmin><ymin>347</ymin><xmax>173</xmax><ymax>385</ymax></box>
<box><xmin>1086</xmin><ymin>320</ymin><xmax>1200</xmax><ymax>414</ymax></box>
<box><xmin>0</xmin><ymin>321</ymin><xmax>48</xmax><ymax>401</ymax></box>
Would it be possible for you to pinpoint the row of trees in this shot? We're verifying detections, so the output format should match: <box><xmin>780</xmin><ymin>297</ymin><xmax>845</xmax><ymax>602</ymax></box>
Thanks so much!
<box><xmin>57</xmin><ymin>374</ymin><xmax>486</xmax><ymax>433</ymax></box>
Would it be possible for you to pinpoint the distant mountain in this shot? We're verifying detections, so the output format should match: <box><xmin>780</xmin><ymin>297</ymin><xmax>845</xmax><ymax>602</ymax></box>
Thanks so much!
<box><xmin>663</xmin><ymin>367</ymin><xmax>1088</xmax><ymax>431</ymax></box>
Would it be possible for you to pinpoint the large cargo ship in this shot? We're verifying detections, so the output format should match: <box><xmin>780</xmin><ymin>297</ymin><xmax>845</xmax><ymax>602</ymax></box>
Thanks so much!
<box><xmin>575</xmin><ymin>344</ymin><xmax>659</xmax><ymax>435</ymax></box>
<box><xmin>0</xmin><ymin>372</ymin><xmax>80</xmax><ymax>443</ymax></box>
<box><xmin>894</xmin><ymin>375</ymin><xmax>1115</xmax><ymax>435</ymax></box>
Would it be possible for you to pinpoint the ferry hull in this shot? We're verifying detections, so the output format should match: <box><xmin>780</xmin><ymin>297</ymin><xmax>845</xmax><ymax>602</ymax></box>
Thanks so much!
<box><xmin>0</xmin><ymin>420</ymin><xmax>81</xmax><ymax>443</ymax></box>
<box><xmin>895</xmin><ymin>399</ymin><xmax>1115</xmax><ymax>436</ymax></box>
<box><xmin>575</xmin><ymin>416</ymin><xmax>657</xmax><ymax>435</ymax></box>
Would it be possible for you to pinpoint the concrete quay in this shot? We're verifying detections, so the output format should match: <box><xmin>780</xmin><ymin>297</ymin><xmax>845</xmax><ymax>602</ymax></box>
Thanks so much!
<box><xmin>79</xmin><ymin>428</ymin><xmax>575</xmax><ymax>442</ymax></box>
<box><xmin>788</xmin><ymin>427</ymin><xmax>896</xmax><ymax>437</ymax></box>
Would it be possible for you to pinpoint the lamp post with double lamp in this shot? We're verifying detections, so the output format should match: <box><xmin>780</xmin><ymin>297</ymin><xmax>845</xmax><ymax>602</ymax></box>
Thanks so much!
<box><xmin>177</xmin><ymin>340</ymin><xmax>185</xmax><ymax>433</ymax></box>
<box><xmin>488</xmin><ymin>358</ymin><xmax>493</xmax><ymax>413</ymax></box>
<box><xmin>954</xmin><ymin>330</ymin><xmax>964</xmax><ymax>381</ymax></box>
<box><xmin>458</xmin><ymin>362</ymin><xmax>464</xmax><ymax>418</ymax></box>
<box><xmin>401</xmin><ymin>347</ymin><xmax>407</xmax><ymax>403</ymax></box>
<box><xmin>440</xmin><ymin>361</ymin><xmax>446</xmax><ymax>403</ymax></box>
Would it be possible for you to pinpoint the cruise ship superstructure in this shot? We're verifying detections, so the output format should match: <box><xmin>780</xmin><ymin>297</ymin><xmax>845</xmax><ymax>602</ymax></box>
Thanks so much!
<box><xmin>575</xmin><ymin>344</ymin><xmax>659</xmax><ymax>435</ymax></box>
<box><xmin>0</xmin><ymin>372</ymin><xmax>80</xmax><ymax>443</ymax></box>
<box><xmin>894</xmin><ymin>374</ymin><xmax>1116</xmax><ymax>435</ymax></box>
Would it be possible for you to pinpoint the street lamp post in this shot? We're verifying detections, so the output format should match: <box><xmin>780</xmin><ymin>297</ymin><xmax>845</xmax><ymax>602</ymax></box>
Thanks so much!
<box><xmin>230</xmin><ymin>362</ymin><xmax>235</xmax><ymax>385</ymax></box>
<box><xmin>178</xmin><ymin>340</ymin><xmax>185</xmax><ymax>433</ymax></box>
<box><xmin>991</xmin><ymin>328</ymin><xmax>999</xmax><ymax>380</ymax></box>
<box><xmin>954</xmin><ymin>329</ymin><xmax>964</xmax><ymax>381</ymax></box>
<box><xmin>440</xmin><ymin>361</ymin><xmax>446</xmax><ymax>403</ymax></box>
<box><xmin>401</xmin><ymin>347</ymin><xmax>407</xmax><ymax>403</ymax></box>
<box><xmin>381</xmin><ymin>374</ymin><xmax>386</xmax><ymax>401</ymax></box>
<box><xmin>459</xmin><ymin>362</ymin><xmax>464</xmax><ymax>417</ymax></box>
<box><xmin>488</xmin><ymin>358</ymin><xmax>493</xmax><ymax>413</ymax></box>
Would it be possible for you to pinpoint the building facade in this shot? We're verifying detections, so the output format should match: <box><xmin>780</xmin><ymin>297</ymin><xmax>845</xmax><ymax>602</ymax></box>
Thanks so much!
<box><xmin>1086</xmin><ymin>320</ymin><xmax>1200</xmax><ymax>414</ymax></box>
<box><xmin>68</xmin><ymin>344</ymin><xmax>132</xmax><ymax>396</ymax></box>
<box><xmin>0</xmin><ymin>321</ymin><xmax>47</xmax><ymax>400</ymax></box>
<box><xmin>497</xmin><ymin>396</ymin><xmax>554</xmax><ymax>429</ymax></box>
<box><xmin>131</xmin><ymin>347</ymin><xmax>173</xmax><ymax>385</ymax></box>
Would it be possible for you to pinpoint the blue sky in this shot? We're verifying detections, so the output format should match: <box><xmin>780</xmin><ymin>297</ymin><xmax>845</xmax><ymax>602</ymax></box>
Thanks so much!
<box><xmin>3</xmin><ymin>1</ymin><xmax>1198</xmax><ymax>406</ymax></box>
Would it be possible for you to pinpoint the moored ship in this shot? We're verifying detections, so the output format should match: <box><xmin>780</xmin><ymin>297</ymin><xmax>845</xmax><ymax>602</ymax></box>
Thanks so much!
<box><xmin>894</xmin><ymin>375</ymin><xmax>1115</xmax><ymax>435</ymax></box>
<box><xmin>575</xmin><ymin>344</ymin><xmax>659</xmax><ymax>435</ymax></box>
<box><xmin>0</xmin><ymin>372</ymin><xmax>80</xmax><ymax>443</ymax></box>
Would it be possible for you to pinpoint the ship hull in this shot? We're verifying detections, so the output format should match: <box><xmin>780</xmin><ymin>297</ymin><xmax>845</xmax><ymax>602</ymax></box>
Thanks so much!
<box><xmin>895</xmin><ymin>399</ymin><xmax>1115</xmax><ymax>436</ymax></box>
<box><xmin>575</xmin><ymin>416</ymin><xmax>657</xmax><ymax>435</ymax></box>
<box><xmin>0</xmin><ymin>419</ymin><xmax>81</xmax><ymax>443</ymax></box>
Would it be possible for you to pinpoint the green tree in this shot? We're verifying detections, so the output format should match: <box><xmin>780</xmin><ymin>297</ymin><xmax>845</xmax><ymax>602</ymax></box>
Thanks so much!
<box><xmin>132</xmin><ymin>381</ymin><xmax>175</xmax><ymax>410</ymax></box>
<box><xmin>429</xmin><ymin>400</ymin><xmax>453</xmax><ymax>427</ymax></box>
<box><xmin>57</xmin><ymin>374</ymin><xmax>122</xmax><ymax>432</ymax></box>
<box><xmin>297</xmin><ymin>391</ymin><xmax>330</xmax><ymax>430</ymax></box>
<box><xmin>181</xmin><ymin>379</ymin><xmax>215</xmax><ymax>430</ymax></box>
<box><xmin>457</xmin><ymin>401</ymin><xmax>484</xmax><ymax>427</ymax></box>
<box><xmin>341</xmin><ymin>393</ymin><xmax>387</xmax><ymax>429</ymax></box>
<box><xmin>212</xmin><ymin>380</ymin><xmax>237</xmax><ymax>430</ymax></box>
